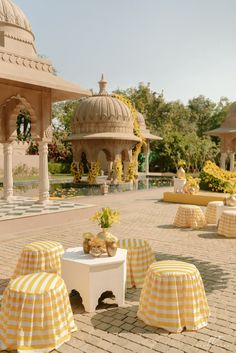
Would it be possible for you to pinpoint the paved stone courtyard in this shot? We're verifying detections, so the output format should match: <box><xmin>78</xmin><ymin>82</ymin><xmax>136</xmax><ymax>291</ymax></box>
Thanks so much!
<box><xmin>0</xmin><ymin>186</ymin><xmax>235</xmax><ymax>353</ymax></box>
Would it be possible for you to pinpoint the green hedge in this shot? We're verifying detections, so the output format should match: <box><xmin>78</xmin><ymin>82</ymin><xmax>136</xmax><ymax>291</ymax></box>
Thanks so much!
<box><xmin>48</xmin><ymin>162</ymin><xmax>71</xmax><ymax>174</ymax></box>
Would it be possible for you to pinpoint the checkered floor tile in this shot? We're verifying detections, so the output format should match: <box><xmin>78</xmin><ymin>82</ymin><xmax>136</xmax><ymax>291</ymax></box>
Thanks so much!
<box><xmin>0</xmin><ymin>197</ymin><xmax>94</xmax><ymax>221</ymax></box>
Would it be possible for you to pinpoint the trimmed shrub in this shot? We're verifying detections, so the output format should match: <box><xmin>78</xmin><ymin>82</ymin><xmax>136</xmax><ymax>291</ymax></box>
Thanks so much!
<box><xmin>48</xmin><ymin>162</ymin><xmax>71</xmax><ymax>174</ymax></box>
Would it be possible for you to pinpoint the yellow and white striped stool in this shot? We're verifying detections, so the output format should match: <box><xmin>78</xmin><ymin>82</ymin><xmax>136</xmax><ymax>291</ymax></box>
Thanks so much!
<box><xmin>174</xmin><ymin>205</ymin><xmax>206</xmax><ymax>229</ymax></box>
<box><xmin>13</xmin><ymin>241</ymin><xmax>64</xmax><ymax>278</ymax></box>
<box><xmin>137</xmin><ymin>261</ymin><xmax>210</xmax><ymax>332</ymax></box>
<box><xmin>0</xmin><ymin>272</ymin><xmax>76</xmax><ymax>353</ymax></box>
<box><xmin>218</xmin><ymin>210</ymin><xmax>236</xmax><ymax>237</ymax></box>
<box><xmin>118</xmin><ymin>239</ymin><xmax>155</xmax><ymax>288</ymax></box>
<box><xmin>205</xmin><ymin>201</ymin><xmax>224</xmax><ymax>225</ymax></box>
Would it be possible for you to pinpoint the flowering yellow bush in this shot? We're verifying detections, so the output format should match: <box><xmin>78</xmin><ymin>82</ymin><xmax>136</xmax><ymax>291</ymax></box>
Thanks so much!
<box><xmin>200</xmin><ymin>160</ymin><xmax>236</xmax><ymax>192</ymax></box>
<box><xmin>87</xmin><ymin>161</ymin><xmax>100</xmax><ymax>184</ymax></box>
<box><xmin>186</xmin><ymin>175</ymin><xmax>200</xmax><ymax>187</ymax></box>
<box><xmin>91</xmin><ymin>207</ymin><xmax>120</xmax><ymax>228</ymax></box>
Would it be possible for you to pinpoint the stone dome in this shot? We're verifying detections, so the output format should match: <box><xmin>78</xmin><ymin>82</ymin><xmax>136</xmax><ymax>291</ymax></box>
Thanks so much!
<box><xmin>136</xmin><ymin>112</ymin><xmax>162</xmax><ymax>141</ymax></box>
<box><xmin>0</xmin><ymin>0</ymin><xmax>36</xmax><ymax>56</ymax></box>
<box><xmin>72</xmin><ymin>76</ymin><xmax>135</xmax><ymax>137</ymax></box>
<box><xmin>0</xmin><ymin>0</ymin><xmax>31</xmax><ymax>32</ymax></box>
<box><xmin>137</xmin><ymin>112</ymin><xmax>148</xmax><ymax>133</ymax></box>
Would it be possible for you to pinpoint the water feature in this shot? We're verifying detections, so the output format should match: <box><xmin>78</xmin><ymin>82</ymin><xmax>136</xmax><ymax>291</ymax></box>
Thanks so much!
<box><xmin>0</xmin><ymin>177</ymin><xmax>173</xmax><ymax>198</ymax></box>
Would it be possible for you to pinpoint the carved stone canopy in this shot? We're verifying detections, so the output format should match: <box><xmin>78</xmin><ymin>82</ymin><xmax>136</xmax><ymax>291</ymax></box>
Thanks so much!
<box><xmin>137</xmin><ymin>112</ymin><xmax>162</xmax><ymax>141</ymax></box>
<box><xmin>70</xmin><ymin>76</ymin><xmax>139</xmax><ymax>142</ymax></box>
<box><xmin>0</xmin><ymin>0</ymin><xmax>90</xmax><ymax>102</ymax></box>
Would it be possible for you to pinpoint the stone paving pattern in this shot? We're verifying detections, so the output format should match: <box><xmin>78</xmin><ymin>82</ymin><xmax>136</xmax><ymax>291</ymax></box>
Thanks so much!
<box><xmin>0</xmin><ymin>186</ymin><xmax>235</xmax><ymax>353</ymax></box>
<box><xmin>0</xmin><ymin>197</ymin><xmax>94</xmax><ymax>220</ymax></box>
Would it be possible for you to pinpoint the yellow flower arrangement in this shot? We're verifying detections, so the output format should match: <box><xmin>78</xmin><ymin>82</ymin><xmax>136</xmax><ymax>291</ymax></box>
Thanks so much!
<box><xmin>112</xmin><ymin>94</ymin><xmax>146</xmax><ymax>181</ymax></box>
<box><xmin>91</xmin><ymin>207</ymin><xmax>120</xmax><ymax>228</ymax></box>
<box><xmin>200</xmin><ymin>160</ymin><xmax>236</xmax><ymax>193</ymax></box>
<box><xmin>113</xmin><ymin>159</ymin><xmax>123</xmax><ymax>183</ymax></box>
<box><xmin>71</xmin><ymin>161</ymin><xmax>84</xmax><ymax>183</ymax></box>
<box><xmin>87</xmin><ymin>160</ymin><xmax>100</xmax><ymax>184</ymax></box>
<box><xmin>126</xmin><ymin>160</ymin><xmax>138</xmax><ymax>181</ymax></box>
<box><xmin>177</xmin><ymin>160</ymin><xmax>186</xmax><ymax>168</ymax></box>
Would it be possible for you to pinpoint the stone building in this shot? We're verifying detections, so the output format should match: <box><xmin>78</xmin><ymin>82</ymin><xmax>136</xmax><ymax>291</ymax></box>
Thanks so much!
<box><xmin>69</xmin><ymin>76</ymin><xmax>161</xmax><ymax>180</ymax></box>
<box><xmin>207</xmin><ymin>102</ymin><xmax>236</xmax><ymax>170</ymax></box>
<box><xmin>0</xmin><ymin>0</ymin><xmax>90</xmax><ymax>202</ymax></box>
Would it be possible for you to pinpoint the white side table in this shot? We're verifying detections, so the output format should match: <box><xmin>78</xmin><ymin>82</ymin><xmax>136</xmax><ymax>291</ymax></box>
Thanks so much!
<box><xmin>61</xmin><ymin>247</ymin><xmax>127</xmax><ymax>312</ymax></box>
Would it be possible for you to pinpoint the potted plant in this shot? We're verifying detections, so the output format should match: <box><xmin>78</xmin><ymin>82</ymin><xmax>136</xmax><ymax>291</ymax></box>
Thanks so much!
<box><xmin>91</xmin><ymin>207</ymin><xmax>120</xmax><ymax>240</ymax></box>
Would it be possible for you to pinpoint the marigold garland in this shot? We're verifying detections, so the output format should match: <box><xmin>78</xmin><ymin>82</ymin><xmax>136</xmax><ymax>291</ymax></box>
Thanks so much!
<box><xmin>71</xmin><ymin>161</ymin><xmax>84</xmax><ymax>183</ymax></box>
<box><xmin>113</xmin><ymin>159</ymin><xmax>123</xmax><ymax>183</ymax></box>
<box><xmin>112</xmin><ymin>94</ymin><xmax>146</xmax><ymax>181</ymax></box>
<box><xmin>87</xmin><ymin>160</ymin><xmax>100</xmax><ymax>184</ymax></box>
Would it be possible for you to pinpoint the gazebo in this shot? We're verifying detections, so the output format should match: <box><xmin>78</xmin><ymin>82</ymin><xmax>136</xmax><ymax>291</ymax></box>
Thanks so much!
<box><xmin>69</xmin><ymin>76</ymin><xmax>162</xmax><ymax>180</ymax></box>
<box><xmin>0</xmin><ymin>0</ymin><xmax>90</xmax><ymax>202</ymax></box>
<box><xmin>69</xmin><ymin>76</ymin><xmax>140</xmax><ymax>181</ymax></box>
<box><xmin>207</xmin><ymin>102</ymin><xmax>236</xmax><ymax>170</ymax></box>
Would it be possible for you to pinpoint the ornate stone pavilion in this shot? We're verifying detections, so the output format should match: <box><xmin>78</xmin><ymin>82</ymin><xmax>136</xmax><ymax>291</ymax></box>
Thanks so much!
<box><xmin>207</xmin><ymin>102</ymin><xmax>236</xmax><ymax>170</ymax></box>
<box><xmin>0</xmin><ymin>0</ymin><xmax>90</xmax><ymax>202</ymax></box>
<box><xmin>69</xmin><ymin>76</ymin><xmax>161</xmax><ymax>180</ymax></box>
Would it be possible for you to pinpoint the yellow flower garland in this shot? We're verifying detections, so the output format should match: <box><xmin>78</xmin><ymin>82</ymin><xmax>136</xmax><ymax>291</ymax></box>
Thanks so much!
<box><xmin>113</xmin><ymin>159</ymin><xmax>123</xmax><ymax>183</ymax></box>
<box><xmin>71</xmin><ymin>161</ymin><xmax>84</xmax><ymax>183</ymax></box>
<box><xmin>87</xmin><ymin>160</ymin><xmax>100</xmax><ymax>184</ymax></box>
<box><xmin>112</xmin><ymin>94</ymin><xmax>146</xmax><ymax>181</ymax></box>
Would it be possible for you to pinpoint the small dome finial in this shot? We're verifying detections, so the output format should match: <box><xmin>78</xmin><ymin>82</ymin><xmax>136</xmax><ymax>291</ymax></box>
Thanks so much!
<box><xmin>98</xmin><ymin>74</ymin><xmax>108</xmax><ymax>95</ymax></box>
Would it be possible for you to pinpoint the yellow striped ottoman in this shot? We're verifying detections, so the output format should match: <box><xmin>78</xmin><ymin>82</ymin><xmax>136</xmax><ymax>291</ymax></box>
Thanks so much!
<box><xmin>174</xmin><ymin>205</ymin><xmax>206</xmax><ymax>229</ymax></box>
<box><xmin>137</xmin><ymin>261</ymin><xmax>210</xmax><ymax>332</ymax></box>
<box><xmin>118</xmin><ymin>239</ymin><xmax>155</xmax><ymax>288</ymax></box>
<box><xmin>13</xmin><ymin>241</ymin><xmax>64</xmax><ymax>278</ymax></box>
<box><xmin>218</xmin><ymin>210</ymin><xmax>236</xmax><ymax>237</ymax></box>
<box><xmin>0</xmin><ymin>272</ymin><xmax>76</xmax><ymax>353</ymax></box>
<box><xmin>205</xmin><ymin>201</ymin><xmax>224</xmax><ymax>225</ymax></box>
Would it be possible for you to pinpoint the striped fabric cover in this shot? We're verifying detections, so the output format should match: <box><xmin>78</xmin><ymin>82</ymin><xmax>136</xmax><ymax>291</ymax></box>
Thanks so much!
<box><xmin>0</xmin><ymin>272</ymin><xmax>76</xmax><ymax>353</ymax></box>
<box><xmin>205</xmin><ymin>201</ymin><xmax>224</xmax><ymax>225</ymax></box>
<box><xmin>137</xmin><ymin>261</ymin><xmax>210</xmax><ymax>333</ymax></box>
<box><xmin>218</xmin><ymin>210</ymin><xmax>236</xmax><ymax>237</ymax></box>
<box><xmin>118</xmin><ymin>239</ymin><xmax>155</xmax><ymax>288</ymax></box>
<box><xmin>13</xmin><ymin>241</ymin><xmax>64</xmax><ymax>278</ymax></box>
<box><xmin>174</xmin><ymin>205</ymin><xmax>206</xmax><ymax>229</ymax></box>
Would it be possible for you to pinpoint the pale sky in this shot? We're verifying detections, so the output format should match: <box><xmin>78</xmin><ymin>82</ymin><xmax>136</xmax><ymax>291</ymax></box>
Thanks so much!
<box><xmin>15</xmin><ymin>0</ymin><xmax>236</xmax><ymax>103</ymax></box>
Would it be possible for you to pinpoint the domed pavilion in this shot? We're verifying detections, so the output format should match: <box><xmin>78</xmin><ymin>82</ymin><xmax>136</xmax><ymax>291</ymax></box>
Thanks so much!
<box><xmin>69</xmin><ymin>76</ymin><xmax>161</xmax><ymax>180</ymax></box>
<box><xmin>0</xmin><ymin>0</ymin><xmax>90</xmax><ymax>202</ymax></box>
<box><xmin>207</xmin><ymin>102</ymin><xmax>236</xmax><ymax>170</ymax></box>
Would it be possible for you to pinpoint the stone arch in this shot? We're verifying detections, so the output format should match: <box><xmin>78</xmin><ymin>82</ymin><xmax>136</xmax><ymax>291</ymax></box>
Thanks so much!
<box><xmin>1</xmin><ymin>94</ymin><xmax>39</xmax><ymax>141</ymax></box>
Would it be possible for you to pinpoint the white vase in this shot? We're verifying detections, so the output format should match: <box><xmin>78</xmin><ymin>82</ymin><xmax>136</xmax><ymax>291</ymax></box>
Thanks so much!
<box><xmin>177</xmin><ymin>167</ymin><xmax>186</xmax><ymax>180</ymax></box>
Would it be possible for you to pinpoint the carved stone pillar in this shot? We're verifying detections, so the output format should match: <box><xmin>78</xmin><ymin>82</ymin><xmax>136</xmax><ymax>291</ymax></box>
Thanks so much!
<box><xmin>144</xmin><ymin>140</ymin><xmax>150</xmax><ymax>174</ymax></box>
<box><xmin>230</xmin><ymin>153</ymin><xmax>235</xmax><ymax>171</ymax></box>
<box><xmin>3</xmin><ymin>143</ymin><xmax>13</xmax><ymax>201</ymax></box>
<box><xmin>107</xmin><ymin>161</ymin><xmax>113</xmax><ymax>180</ymax></box>
<box><xmin>39</xmin><ymin>141</ymin><xmax>49</xmax><ymax>203</ymax></box>
<box><xmin>220</xmin><ymin>153</ymin><xmax>227</xmax><ymax>170</ymax></box>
